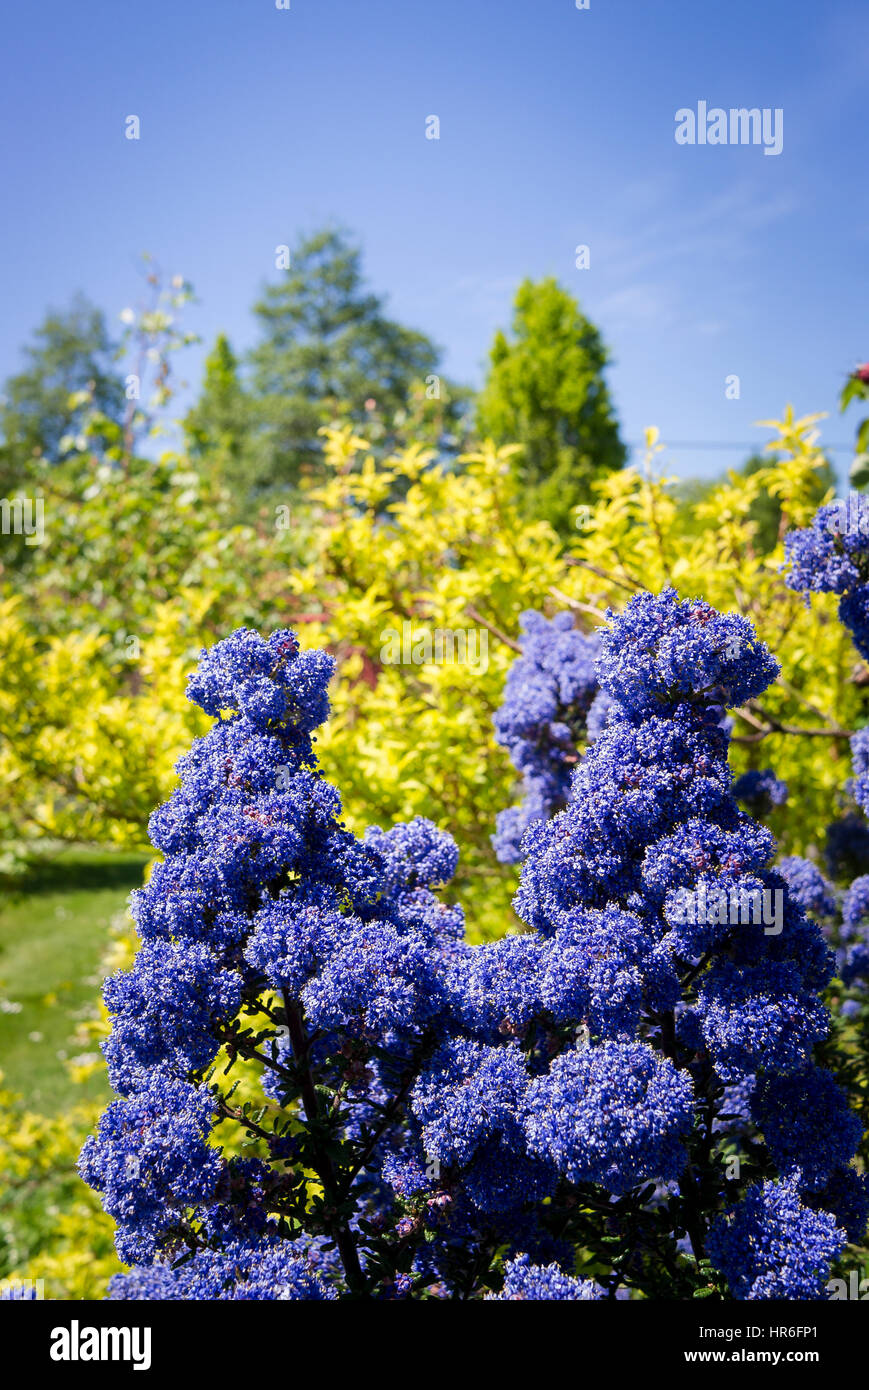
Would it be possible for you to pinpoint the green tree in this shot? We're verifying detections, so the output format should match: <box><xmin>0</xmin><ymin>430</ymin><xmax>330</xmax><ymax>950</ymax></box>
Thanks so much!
<box><xmin>476</xmin><ymin>278</ymin><xmax>627</xmax><ymax>533</ymax></box>
<box><xmin>247</xmin><ymin>228</ymin><xmax>453</xmax><ymax>489</ymax></box>
<box><xmin>184</xmin><ymin>333</ymin><xmax>256</xmax><ymax>505</ymax></box>
<box><xmin>675</xmin><ymin>451</ymin><xmax>835</xmax><ymax>553</ymax></box>
<box><xmin>0</xmin><ymin>295</ymin><xmax>124</xmax><ymax>486</ymax></box>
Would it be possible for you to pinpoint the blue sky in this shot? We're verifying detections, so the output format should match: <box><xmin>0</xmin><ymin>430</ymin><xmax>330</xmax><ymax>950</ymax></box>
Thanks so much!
<box><xmin>1</xmin><ymin>0</ymin><xmax>867</xmax><ymax>478</ymax></box>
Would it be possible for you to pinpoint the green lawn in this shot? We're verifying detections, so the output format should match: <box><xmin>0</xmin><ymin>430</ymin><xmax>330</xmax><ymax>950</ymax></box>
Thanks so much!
<box><xmin>0</xmin><ymin>849</ymin><xmax>149</xmax><ymax>1113</ymax></box>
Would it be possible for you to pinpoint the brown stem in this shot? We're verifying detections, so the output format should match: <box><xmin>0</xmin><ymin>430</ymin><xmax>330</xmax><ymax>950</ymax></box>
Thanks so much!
<box><xmin>343</xmin><ymin>1049</ymin><xmax>427</xmax><ymax>1190</ymax></box>
<box><xmin>283</xmin><ymin>994</ymin><xmax>367</xmax><ymax>1296</ymax></box>
<box><xmin>733</xmin><ymin>703</ymin><xmax>853</xmax><ymax>740</ymax></box>
<box><xmin>464</xmin><ymin>604</ymin><xmax>523</xmax><ymax>653</ymax></box>
<box><xmin>564</xmin><ymin>557</ymin><xmax>641</xmax><ymax>592</ymax></box>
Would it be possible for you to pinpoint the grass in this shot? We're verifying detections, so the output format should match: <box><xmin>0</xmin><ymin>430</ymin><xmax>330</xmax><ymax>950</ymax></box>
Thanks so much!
<box><xmin>0</xmin><ymin>848</ymin><xmax>148</xmax><ymax>1113</ymax></box>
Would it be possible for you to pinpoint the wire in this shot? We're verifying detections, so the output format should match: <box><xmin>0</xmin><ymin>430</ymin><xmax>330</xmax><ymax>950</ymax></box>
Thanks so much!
<box><xmin>625</xmin><ymin>440</ymin><xmax>855</xmax><ymax>453</ymax></box>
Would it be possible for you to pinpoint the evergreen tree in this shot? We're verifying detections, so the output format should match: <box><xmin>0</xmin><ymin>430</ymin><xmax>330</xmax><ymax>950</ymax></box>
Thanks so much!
<box><xmin>184</xmin><ymin>333</ymin><xmax>256</xmax><ymax>502</ymax></box>
<box><xmin>476</xmin><ymin>278</ymin><xmax>626</xmax><ymax>533</ymax></box>
<box><xmin>0</xmin><ymin>295</ymin><xmax>124</xmax><ymax>485</ymax></box>
<box><xmin>246</xmin><ymin>229</ymin><xmax>449</xmax><ymax>488</ymax></box>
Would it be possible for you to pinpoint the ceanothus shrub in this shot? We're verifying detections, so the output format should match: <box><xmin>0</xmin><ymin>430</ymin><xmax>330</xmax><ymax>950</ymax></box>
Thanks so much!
<box><xmin>491</xmin><ymin>610</ymin><xmax>604</xmax><ymax>863</ymax></box>
<box><xmin>785</xmin><ymin>500</ymin><xmax>869</xmax><ymax>1010</ymax></box>
<box><xmin>79</xmin><ymin>595</ymin><xmax>867</xmax><ymax>1300</ymax></box>
<box><xmin>785</xmin><ymin>494</ymin><xmax>869</xmax><ymax>660</ymax></box>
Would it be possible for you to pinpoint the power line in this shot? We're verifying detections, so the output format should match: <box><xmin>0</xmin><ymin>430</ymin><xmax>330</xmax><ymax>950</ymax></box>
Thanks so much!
<box><xmin>625</xmin><ymin>440</ymin><xmax>855</xmax><ymax>453</ymax></box>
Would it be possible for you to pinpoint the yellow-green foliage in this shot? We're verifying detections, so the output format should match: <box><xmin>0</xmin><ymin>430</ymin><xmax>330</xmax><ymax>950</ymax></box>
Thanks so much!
<box><xmin>0</xmin><ymin>1080</ymin><xmax>121</xmax><ymax>1300</ymax></box>
<box><xmin>0</xmin><ymin>595</ymin><xmax>210</xmax><ymax>855</ymax></box>
<box><xmin>22</xmin><ymin>456</ymin><xmax>308</xmax><ymax>645</ymax></box>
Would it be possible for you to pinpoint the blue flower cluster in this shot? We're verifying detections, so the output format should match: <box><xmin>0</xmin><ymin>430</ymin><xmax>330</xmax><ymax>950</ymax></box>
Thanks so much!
<box><xmin>838</xmin><ymin>733</ymin><xmax>869</xmax><ymax>977</ymax></box>
<box><xmin>777</xmin><ymin>856</ymin><xmax>836</xmax><ymax>920</ymax></box>
<box><xmin>751</xmin><ymin>1066</ymin><xmax>862</xmax><ymax>1190</ymax></box>
<box><xmin>732</xmin><ymin>768</ymin><xmax>788</xmax><ymax>817</ymax></box>
<box><xmin>79</xmin><ymin>1072</ymin><xmax>224</xmax><ymax>1264</ymax></box>
<box><xmin>81</xmin><ymin>627</ymin><xmax>467</xmax><ymax>1293</ymax></box>
<box><xmin>507</xmin><ymin>589</ymin><xmax>862</xmax><ymax>1293</ymax></box>
<box><xmin>107</xmin><ymin>1234</ymin><xmax>337</xmax><ymax>1300</ymax></box>
<box><xmin>839</xmin><ymin>872</ymin><xmax>869</xmax><ymax>986</ymax></box>
<box><xmin>775</xmin><ymin>738</ymin><xmax>869</xmax><ymax>1003</ymax></box>
<box><xmin>781</xmin><ymin>732</ymin><xmax>869</xmax><ymax>996</ymax></box>
<box><xmin>785</xmin><ymin>498</ymin><xmax>869</xmax><ymax>659</ymax></box>
<box><xmin>524</xmin><ymin>1042</ymin><xmax>695</xmax><ymax>1193</ymax></box>
<box><xmin>490</xmin><ymin>1254</ymin><xmax>604</xmax><ymax>1300</ymax></box>
<box><xmin>492</xmin><ymin>611</ymin><xmax>600</xmax><ymax>863</ymax></box>
<box><xmin>850</xmin><ymin>727</ymin><xmax>869</xmax><ymax>819</ymax></box>
<box><xmin>707</xmin><ymin>1177</ymin><xmax>845</xmax><ymax>1300</ymax></box>
<box><xmin>826</xmin><ymin>813</ymin><xmax>869</xmax><ymax>882</ymax></box>
<box><xmin>81</xmin><ymin>596</ymin><xmax>865</xmax><ymax>1302</ymax></box>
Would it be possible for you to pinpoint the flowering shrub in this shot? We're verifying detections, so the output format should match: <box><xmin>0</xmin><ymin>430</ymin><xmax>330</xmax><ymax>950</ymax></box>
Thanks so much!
<box><xmin>785</xmin><ymin>493</ymin><xmax>869</xmax><ymax>659</ymax></box>
<box><xmin>80</xmin><ymin>588</ymin><xmax>867</xmax><ymax>1300</ymax></box>
<box><xmin>732</xmin><ymin>768</ymin><xmax>789</xmax><ymax>818</ymax></box>
<box><xmin>492</xmin><ymin>610</ymin><xmax>602</xmax><ymax>863</ymax></box>
<box><xmin>781</xmin><ymin>502</ymin><xmax>869</xmax><ymax>1198</ymax></box>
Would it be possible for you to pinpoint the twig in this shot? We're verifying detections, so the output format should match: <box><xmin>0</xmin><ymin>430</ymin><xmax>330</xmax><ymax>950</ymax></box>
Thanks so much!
<box><xmin>734</xmin><ymin>701</ymin><xmax>853</xmax><ymax>740</ymax></box>
<box><xmin>548</xmin><ymin>588</ymin><xmax>610</xmax><ymax>623</ymax></box>
<box><xmin>282</xmin><ymin>994</ymin><xmax>367</xmax><ymax>1296</ymax></box>
<box><xmin>563</xmin><ymin>557</ymin><xmax>640</xmax><ymax>593</ymax></box>
<box><xmin>464</xmin><ymin>604</ymin><xmax>523</xmax><ymax>653</ymax></box>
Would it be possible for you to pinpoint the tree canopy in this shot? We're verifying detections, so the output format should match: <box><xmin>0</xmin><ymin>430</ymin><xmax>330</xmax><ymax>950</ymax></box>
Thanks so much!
<box><xmin>476</xmin><ymin>277</ymin><xmax>627</xmax><ymax>533</ymax></box>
